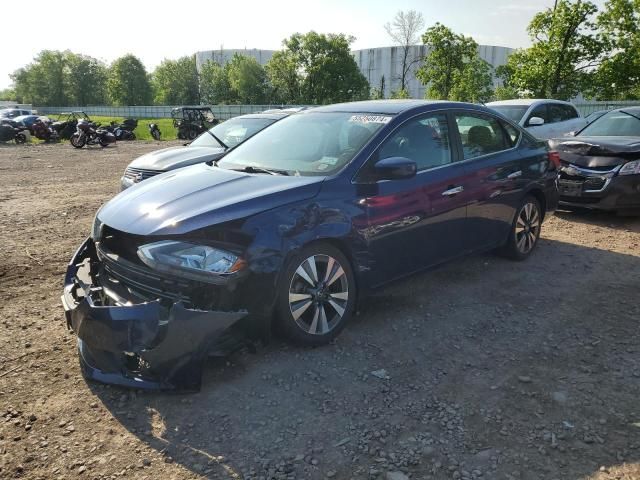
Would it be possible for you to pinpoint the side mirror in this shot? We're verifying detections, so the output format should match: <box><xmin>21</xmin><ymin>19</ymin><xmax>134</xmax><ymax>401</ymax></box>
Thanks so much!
<box><xmin>373</xmin><ymin>156</ymin><xmax>417</xmax><ymax>180</ymax></box>
<box><xmin>528</xmin><ymin>116</ymin><xmax>545</xmax><ymax>126</ymax></box>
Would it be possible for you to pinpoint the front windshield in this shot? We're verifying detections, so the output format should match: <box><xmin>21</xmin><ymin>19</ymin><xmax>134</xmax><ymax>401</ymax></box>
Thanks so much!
<box><xmin>490</xmin><ymin>105</ymin><xmax>529</xmax><ymax>123</ymax></box>
<box><xmin>190</xmin><ymin>117</ymin><xmax>277</xmax><ymax>149</ymax></box>
<box><xmin>217</xmin><ymin>112</ymin><xmax>391</xmax><ymax>176</ymax></box>
<box><xmin>579</xmin><ymin>110</ymin><xmax>640</xmax><ymax>137</ymax></box>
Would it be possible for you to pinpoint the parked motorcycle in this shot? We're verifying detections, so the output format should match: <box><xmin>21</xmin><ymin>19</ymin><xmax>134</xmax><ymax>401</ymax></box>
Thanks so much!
<box><xmin>0</xmin><ymin>123</ymin><xmax>30</xmax><ymax>144</ymax></box>
<box><xmin>106</xmin><ymin>118</ymin><xmax>137</xmax><ymax>141</ymax></box>
<box><xmin>148</xmin><ymin>123</ymin><xmax>161</xmax><ymax>140</ymax></box>
<box><xmin>70</xmin><ymin>119</ymin><xmax>116</xmax><ymax>148</ymax></box>
<box><xmin>31</xmin><ymin>117</ymin><xmax>59</xmax><ymax>142</ymax></box>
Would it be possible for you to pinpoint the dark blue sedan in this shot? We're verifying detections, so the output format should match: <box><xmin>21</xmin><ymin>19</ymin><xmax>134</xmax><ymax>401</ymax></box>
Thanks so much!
<box><xmin>62</xmin><ymin>100</ymin><xmax>559</xmax><ymax>390</ymax></box>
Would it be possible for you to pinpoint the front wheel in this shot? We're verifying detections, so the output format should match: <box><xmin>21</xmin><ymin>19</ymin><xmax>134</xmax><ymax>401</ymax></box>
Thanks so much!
<box><xmin>501</xmin><ymin>195</ymin><xmax>542</xmax><ymax>260</ymax></box>
<box><xmin>151</xmin><ymin>129</ymin><xmax>161</xmax><ymax>141</ymax></box>
<box><xmin>188</xmin><ymin>128</ymin><xmax>198</xmax><ymax>140</ymax></box>
<box><xmin>276</xmin><ymin>244</ymin><xmax>356</xmax><ymax>346</ymax></box>
<box><xmin>70</xmin><ymin>133</ymin><xmax>85</xmax><ymax>148</ymax></box>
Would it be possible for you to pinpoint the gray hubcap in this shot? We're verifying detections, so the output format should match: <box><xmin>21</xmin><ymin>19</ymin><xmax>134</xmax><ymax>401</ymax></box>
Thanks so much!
<box><xmin>288</xmin><ymin>254</ymin><xmax>349</xmax><ymax>335</ymax></box>
<box><xmin>516</xmin><ymin>202</ymin><xmax>540</xmax><ymax>254</ymax></box>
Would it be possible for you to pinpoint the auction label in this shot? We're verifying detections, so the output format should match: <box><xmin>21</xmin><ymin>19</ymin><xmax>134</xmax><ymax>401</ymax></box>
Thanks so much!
<box><xmin>349</xmin><ymin>115</ymin><xmax>392</xmax><ymax>124</ymax></box>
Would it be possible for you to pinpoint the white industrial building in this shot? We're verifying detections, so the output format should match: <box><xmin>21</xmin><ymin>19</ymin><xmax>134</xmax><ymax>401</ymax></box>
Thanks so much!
<box><xmin>195</xmin><ymin>45</ymin><xmax>514</xmax><ymax>99</ymax></box>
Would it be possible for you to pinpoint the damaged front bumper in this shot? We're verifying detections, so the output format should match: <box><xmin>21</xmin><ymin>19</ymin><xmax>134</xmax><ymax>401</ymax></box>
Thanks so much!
<box><xmin>61</xmin><ymin>238</ymin><xmax>247</xmax><ymax>391</ymax></box>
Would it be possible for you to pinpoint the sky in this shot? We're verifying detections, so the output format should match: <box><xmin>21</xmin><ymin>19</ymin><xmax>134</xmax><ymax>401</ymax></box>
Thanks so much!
<box><xmin>0</xmin><ymin>0</ymin><xmax>607</xmax><ymax>90</ymax></box>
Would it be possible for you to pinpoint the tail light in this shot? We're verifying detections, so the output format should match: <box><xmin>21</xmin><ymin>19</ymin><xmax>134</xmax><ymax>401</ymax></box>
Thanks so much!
<box><xmin>548</xmin><ymin>151</ymin><xmax>561</xmax><ymax>169</ymax></box>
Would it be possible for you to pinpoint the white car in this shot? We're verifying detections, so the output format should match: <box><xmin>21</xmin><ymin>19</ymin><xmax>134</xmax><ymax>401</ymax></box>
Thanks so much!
<box><xmin>487</xmin><ymin>99</ymin><xmax>587</xmax><ymax>140</ymax></box>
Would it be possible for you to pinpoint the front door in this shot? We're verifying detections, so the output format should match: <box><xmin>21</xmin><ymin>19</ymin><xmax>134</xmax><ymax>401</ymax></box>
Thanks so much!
<box><xmin>356</xmin><ymin>112</ymin><xmax>474</xmax><ymax>286</ymax></box>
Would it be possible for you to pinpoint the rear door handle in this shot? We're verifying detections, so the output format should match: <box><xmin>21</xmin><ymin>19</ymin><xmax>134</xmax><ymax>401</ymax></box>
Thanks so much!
<box><xmin>442</xmin><ymin>186</ymin><xmax>464</xmax><ymax>196</ymax></box>
<box><xmin>507</xmin><ymin>170</ymin><xmax>522</xmax><ymax>179</ymax></box>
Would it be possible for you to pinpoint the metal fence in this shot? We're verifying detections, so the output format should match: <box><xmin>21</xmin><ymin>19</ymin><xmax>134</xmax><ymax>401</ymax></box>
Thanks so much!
<box><xmin>36</xmin><ymin>105</ymin><xmax>305</xmax><ymax>120</ymax></box>
<box><xmin>573</xmin><ymin>100</ymin><xmax>640</xmax><ymax>115</ymax></box>
<box><xmin>36</xmin><ymin>100</ymin><xmax>640</xmax><ymax>120</ymax></box>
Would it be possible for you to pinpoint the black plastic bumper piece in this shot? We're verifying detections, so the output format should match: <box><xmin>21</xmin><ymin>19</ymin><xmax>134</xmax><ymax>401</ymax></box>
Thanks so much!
<box><xmin>61</xmin><ymin>238</ymin><xmax>247</xmax><ymax>391</ymax></box>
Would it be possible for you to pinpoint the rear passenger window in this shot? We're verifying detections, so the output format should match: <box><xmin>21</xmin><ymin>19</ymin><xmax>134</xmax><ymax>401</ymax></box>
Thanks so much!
<box><xmin>500</xmin><ymin>120</ymin><xmax>520</xmax><ymax>146</ymax></box>
<box><xmin>561</xmin><ymin>105</ymin><xmax>579</xmax><ymax>120</ymax></box>
<box><xmin>548</xmin><ymin>104</ymin><xmax>566</xmax><ymax>123</ymax></box>
<box><xmin>455</xmin><ymin>113</ymin><xmax>511</xmax><ymax>159</ymax></box>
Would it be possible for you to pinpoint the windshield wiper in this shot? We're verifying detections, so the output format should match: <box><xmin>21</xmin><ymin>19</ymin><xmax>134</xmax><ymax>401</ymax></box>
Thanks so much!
<box><xmin>232</xmin><ymin>165</ymin><xmax>289</xmax><ymax>176</ymax></box>
<box><xmin>207</xmin><ymin>131</ymin><xmax>228</xmax><ymax>149</ymax></box>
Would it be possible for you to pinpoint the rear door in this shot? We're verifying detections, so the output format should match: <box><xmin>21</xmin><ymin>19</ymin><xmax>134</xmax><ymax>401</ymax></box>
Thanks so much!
<box><xmin>357</xmin><ymin>111</ymin><xmax>474</xmax><ymax>285</ymax></box>
<box><xmin>452</xmin><ymin>110</ymin><xmax>525</xmax><ymax>250</ymax></box>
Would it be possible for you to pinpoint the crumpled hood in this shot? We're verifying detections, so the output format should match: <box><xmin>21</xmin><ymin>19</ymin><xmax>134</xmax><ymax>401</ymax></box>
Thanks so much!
<box><xmin>549</xmin><ymin>136</ymin><xmax>640</xmax><ymax>167</ymax></box>
<box><xmin>98</xmin><ymin>163</ymin><xmax>324</xmax><ymax>235</ymax></box>
<box><xmin>128</xmin><ymin>145</ymin><xmax>226</xmax><ymax>171</ymax></box>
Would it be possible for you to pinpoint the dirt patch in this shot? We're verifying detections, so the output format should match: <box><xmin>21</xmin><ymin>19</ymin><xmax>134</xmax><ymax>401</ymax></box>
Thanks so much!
<box><xmin>1</xmin><ymin>141</ymin><xmax>639</xmax><ymax>479</ymax></box>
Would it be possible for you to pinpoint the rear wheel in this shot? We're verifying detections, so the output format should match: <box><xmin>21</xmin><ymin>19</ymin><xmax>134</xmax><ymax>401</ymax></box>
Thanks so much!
<box><xmin>501</xmin><ymin>195</ymin><xmax>542</xmax><ymax>260</ymax></box>
<box><xmin>70</xmin><ymin>133</ymin><xmax>85</xmax><ymax>148</ymax></box>
<box><xmin>151</xmin><ymin>129</ymin><xmax>161</xmax><ymax>141</ymax></box>
<box><xmin>276</xmin><ymin>244</ymin><xmax>355</xmax><ymax>346</ymax></box>
<box><xmin>188</xmin><ymin>128</ymin><xmax>198</xmax><ymax>140</ymax></box>
<box><xmin>99</xmin><ymin>136</ymin><xmax>111</xmax><ymax>147</ymax></box>
<box><xmin>15</xmin><ymin>133</ymin><xmax>26</xmax><ymax>144</ymax></box>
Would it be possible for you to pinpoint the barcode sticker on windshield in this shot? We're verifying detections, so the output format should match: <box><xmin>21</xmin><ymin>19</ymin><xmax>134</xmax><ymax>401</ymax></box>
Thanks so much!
<box><xmin>349</xmin><ymin>115</ymin><xmax>392</xmax><ymax>124</ymax></box>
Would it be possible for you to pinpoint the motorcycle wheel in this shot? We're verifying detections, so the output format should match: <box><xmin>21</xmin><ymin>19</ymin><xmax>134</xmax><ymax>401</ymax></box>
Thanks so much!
<box><xmin>70</xmin><ymin>133</ymin><xmax>85</xmax><ymax>148</ymax></box>
<box><xmin>129</xmin><ymin>132</ymin><xmax>136</xmax><ymax>141</ymax></box>
<box><xmin>99</xmin><ymin>136</ymin><xmax>111</xmax><ymax>147</ymax></box>
<box><xmin>151</xmin><ymin>130</ymin><xmax>161</xmax><ymax>141</ymax></box>
<box><xmin>188</xmin><ymin>128</ymin><xmax>198</xmax><ymax>140</ymax></box>
<box><xmin>15</xmin><ymin>133</ymin><xmax>27</xmax><ymax>144</ymax></box>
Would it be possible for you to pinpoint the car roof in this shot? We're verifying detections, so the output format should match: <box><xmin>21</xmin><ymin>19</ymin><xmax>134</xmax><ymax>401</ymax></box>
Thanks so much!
<box><xmin>487</xmin><ymin>99</ymin><xmax>576</xmax><ymax>107</ymax></box>
<box><xmin>231</xmin><ymin>112</ymin><xmax>289</xmax><ymax>120</ymax></box>
<box><xmin>309</xmin><ymin>99</ymin><xmax>482</xmax><ymax>115</ymax></box>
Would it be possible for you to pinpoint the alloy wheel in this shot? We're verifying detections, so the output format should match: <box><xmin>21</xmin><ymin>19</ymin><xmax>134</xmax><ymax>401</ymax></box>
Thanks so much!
<box><xmin>288</xmin><ymin>254</ymin><xmax>349</xmax><ymax>336</ymax></box>
<box><xmin>515</xmin><ymin>201</ymin><xmax>540</xmax><ymax>254</ymax></box>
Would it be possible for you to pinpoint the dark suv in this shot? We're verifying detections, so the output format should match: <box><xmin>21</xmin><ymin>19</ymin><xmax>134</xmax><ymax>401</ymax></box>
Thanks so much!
<box><xmin>62</xmin><ymin>100</ymin><xmax>559</xmax><ymax>390</ymax></box>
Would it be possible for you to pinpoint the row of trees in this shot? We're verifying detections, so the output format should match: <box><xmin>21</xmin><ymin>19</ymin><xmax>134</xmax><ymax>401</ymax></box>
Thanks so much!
<box><xmin>2</xmin><ymin>1</ymin><xmax>638</xmax><ymax>105</ymax></box>
<box><xmin>497</xmin><ymin>0</ymin><xmax>640</xmax><ymax>100</ymax></box>
<box><xmin>3</xmin><ymin>32</ymin><xmax>369</xmax><ymax>107</ymax></box>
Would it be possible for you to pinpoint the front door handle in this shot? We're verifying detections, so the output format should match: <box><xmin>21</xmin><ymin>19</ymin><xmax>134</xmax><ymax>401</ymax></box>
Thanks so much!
<box><xmin>507</xmin><ymin>170</ymin><xmax>523</xmax><ymax>179</ymax></box>
<box><xmin>442</xmin><ymin>186</ymin><xmax>464</xmax><ymax>196</ymax></box>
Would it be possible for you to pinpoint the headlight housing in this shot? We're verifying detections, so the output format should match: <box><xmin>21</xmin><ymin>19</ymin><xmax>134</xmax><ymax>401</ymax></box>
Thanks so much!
<box><xmin>619</xmin><ymin>160</ymin><xmax>640</xmax><ymax>176</ymax></box>
<box><xmin>91</xmin><ymin>214</ymin><xmax>103</xmax><ymax>242</ymax></box>
<box><xmin>137</xmin><ymin>241</ymin><xmax>245</xmax><ymax>282</ymax></box>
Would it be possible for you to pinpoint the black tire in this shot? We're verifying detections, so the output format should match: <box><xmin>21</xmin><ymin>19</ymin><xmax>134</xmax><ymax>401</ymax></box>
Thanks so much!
<box><xmin>501</xmin><ymin>195</ymin><xmax>542</xmax><ymax>261</ymax></box>
<box><xmin>99</xmin><ymin>136</ymin><xmax>112</xmax><ymax>147</ymax></box>
<box><xmin>15</xmin><ymin>133</ymin><xmax>26</xmax><ymax>144</ymax></box>
<box><xmin>188</xmin><ymin>128</ymin><xmax>198</xmax><ymax>140</ymax></box>
<box><xmin>276</xmin><ymin>243</ymin><xmax>356</xmax><ymax>346</ymax></box>
<box><xmin>70</xmin><ymin>133</ymin><xmax>85</xmax><ymax>148</ymax></box>
<box><xmin>151</xmin><ymin>129</ymin><xmax>161</xmax><ymax>141</ymax></box>
<box><xmin>129</xmin><ymin>132</ymin><xmax>136</xmax><ymax>141</ymax></box>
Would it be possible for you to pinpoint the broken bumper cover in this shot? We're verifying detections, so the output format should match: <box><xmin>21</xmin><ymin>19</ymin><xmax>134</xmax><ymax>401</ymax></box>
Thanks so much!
<box><xmin>61</xmin><ymin>238</ymin><xmax>247</xmax><ymax>391</ymax></box>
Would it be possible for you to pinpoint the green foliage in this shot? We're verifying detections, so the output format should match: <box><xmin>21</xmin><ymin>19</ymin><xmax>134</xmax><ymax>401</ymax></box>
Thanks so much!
<box><xmin>0</xmin><ymin>88</ymin><xmax>15</xmax><ymax>101</ymax></box>
<box><xmin>152</xmin><ymin>56</ymin><xmax>199</xmax><ymax>105</ymax></box>
<box><xmin>416</xmin><ymin>24</ymin><xmax>494</xmax><ymax>102</ymax></box>
<box><xmin>499</xmin><ymin>0</ymin><xmax>603</xmax><ymax>100</ymax></box>
<box><xmin>11</xmin><ymin>51</ymin><xmax>69</xmax><ymax>106</ymax></box>
<box><xmin>107</xmin><ymin>55</ymin><xmax>152</xmax><ymax>106</ymax></box>
<box><xmin>65</xmin><ymin>53</ymin><xmax>108</xmax><ymax>105</ymax></box>
<box><xmin>226</xmin><ymin>54</ymin><xmax>270</xmax><ymax>104</ymax></box>
<box><xmin>390</xmin><ymin>89</ymin><xmax>410</xmax><ymax>99</ymax></box>
<box><xmin>370</xmin><ymin>87</ymin><xmax>384</xmax><ymax>100</ymax></box>
<box><xmin>589</xmin><ymin>0</ymin><xmax>640</xmax><ymax>99</ymax></box>
<box><xmin>267</xmin><ymin>32</ymin><xmax>370</xmax><ymax>104</ymax></box>
<box><xmin>265</xmin><ymin>51</ymin><xmax>302</xmax><ymax>104</ymax></box>
<box><xmin>199</xmin><ymin>60</ymin><xmax>232</xmax><ymax>105</ymax></box>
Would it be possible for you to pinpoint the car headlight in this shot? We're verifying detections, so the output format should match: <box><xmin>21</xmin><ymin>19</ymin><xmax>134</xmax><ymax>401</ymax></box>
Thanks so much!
<box><xmin>619</xmin><ymin>160</ymin><xmax>640</xmax><ymax>176</ymax></box>
<box><xmin>91</xmin><ymin>214</ymin><xmax>103</xmax><ymax>242</ymax></box>
<box><xmin>137</xmin><ymin>241</ymin><xmax>245</xmax><ymax>282</ymax></box>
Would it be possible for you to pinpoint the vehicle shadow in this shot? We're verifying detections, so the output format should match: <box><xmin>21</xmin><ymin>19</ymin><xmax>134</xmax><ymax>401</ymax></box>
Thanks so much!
<box><xmin>555</xmin><ymin>207</ymin><xmax>640</xmax><ymax>232</ymax></box>
<box><xmin>89</xmin><ymin>238</ymin><xmax>640</xmax><ymax>479</ymax></box>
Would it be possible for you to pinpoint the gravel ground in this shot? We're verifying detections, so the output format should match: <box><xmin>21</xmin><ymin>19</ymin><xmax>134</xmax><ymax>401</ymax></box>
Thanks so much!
<box><xmin>1</xmin><ymin>141</ymin><xmax>639</xmax><ymax>480</ymax></box>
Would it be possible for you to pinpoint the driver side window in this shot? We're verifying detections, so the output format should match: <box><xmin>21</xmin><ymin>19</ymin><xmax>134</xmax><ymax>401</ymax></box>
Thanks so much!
<box><xmin>378</xmin><ymin>113</ymin><xmax>452</xmax><ymax>171</ymax></box>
